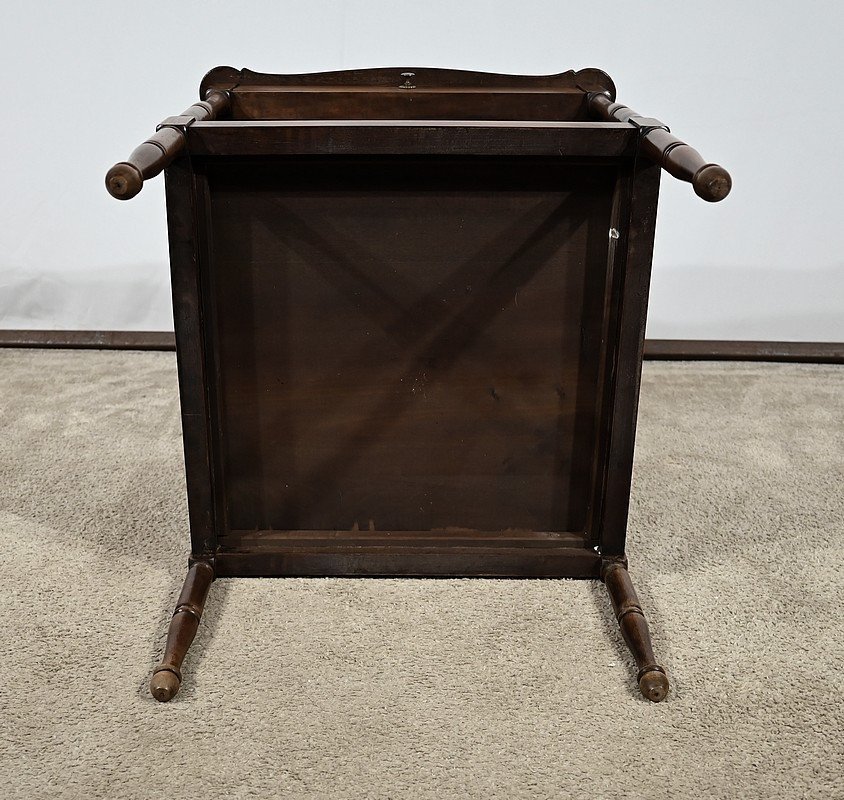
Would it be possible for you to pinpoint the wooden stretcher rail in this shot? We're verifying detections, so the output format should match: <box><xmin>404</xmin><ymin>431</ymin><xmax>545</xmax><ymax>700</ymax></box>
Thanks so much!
<box><xmin>215</xmin><ymin>545</ymin><xmax>602</xmax><ymax>579</ymax></box>
<box><xmin>184</xmin><ymin>120</ymin><xmax>637</xmax><ymax>157</ymax></box>
<box><xmin>105</xmin><ymin>90</ymin><xmax>230</xmax><ymax>200</ymax></box>
<box><xmin>587</xmin><ymin>92</ymin><xmax>731</xmax><ymax>202</ymax></box>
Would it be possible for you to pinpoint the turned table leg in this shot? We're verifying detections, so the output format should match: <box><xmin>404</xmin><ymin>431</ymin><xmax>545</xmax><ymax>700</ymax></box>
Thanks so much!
<box><xmin>150</xmin><ymin>560</ymin><xmax>214</xmax><ymax>702</ymax></box>
<box><xmin>601</xmin><ymin>559</ymin><xmax>670</xmax><ymax>702</ymax></box>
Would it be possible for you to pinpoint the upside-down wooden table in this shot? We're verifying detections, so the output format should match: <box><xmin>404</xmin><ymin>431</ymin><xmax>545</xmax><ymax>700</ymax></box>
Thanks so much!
<box><xmin>107</xmin><ymin>66</ymin><xmax>730</xmax><ymax>703</ymax></box>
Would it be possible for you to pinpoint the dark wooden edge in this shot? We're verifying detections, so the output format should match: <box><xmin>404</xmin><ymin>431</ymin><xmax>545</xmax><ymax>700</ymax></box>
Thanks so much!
<box><xmin>587</xmin><ymin>93</ymin><xmax>731</xmax><ymax>202</ymax></box>
<box><xmin>597</xmin><ymin>161</ymin><xmax>662</xmax><ymax>556</ymax></box>
<box><xmin>164</xmin><ymin>158</ymin><xmax>218</xmax><ymax>557</ymax></box>
<box><xmin>106</xmin><ymin>91</ymin><xmax>230</xmax><ymax>200</ymax></box>
<box><xmin>216</xmin><ymin>522</ymin><xmax>598</xmax><ymax>579</ymax></box>
<box><xmin>223</xmin><ymin>528</ymin><xmax>588</xmax><ymax>549</ymax></box>
<box><xmin>214</xmin><ymin>547</ymin><xmax>602</xmax><ymax>578</ymax></box>
<box><xmin>2</xmin><ymin>331</ymin><xmax>841</xmax><ymax>364</ymax></box>
<box><xmin>200</xmin><ymin>65</ymin><xmax>617</xmax><ymax>99</ymax></box>
<box><xmin>185</xmin><ymin>122</ymin><xmax>636</xmax><ymax>158</ymax></box>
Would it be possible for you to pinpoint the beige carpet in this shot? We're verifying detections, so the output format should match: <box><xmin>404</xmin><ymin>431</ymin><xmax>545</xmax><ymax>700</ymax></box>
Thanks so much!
<box><xmin>0</xmin><ymin>349</ymin><xmax>841</xmax><ymax>799</ymax></box>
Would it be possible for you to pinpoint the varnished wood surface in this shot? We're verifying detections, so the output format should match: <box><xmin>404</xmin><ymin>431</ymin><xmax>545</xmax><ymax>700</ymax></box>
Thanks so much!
<box><xmin>105</xmin><ymin>90</ymin><xmax>229</xmax><ymax>200</ymax></box>
<box><xmin>150</xmin><ymin>561</ymin><xmax>214</xmax><ymax>702</ymax></box>
<box><xmin>99</xmin><ymin>64</ymin><xmax>711</xmax><ymax>698</ymax></box>
<box><xmin>216</xmin><ymin>530</ymin><xmax>600</xmax><ymax>577</ymax></box>
<box><xmin>225</xmin><ymin>528</ymin><xmax>587</xmax><ymax>546</ymax></box>
<box><xmin>602</xmin><ymin>560</ymin><xmax>669</xmax><ymax>702</ymax></box>
<box><xmin>186</xmin><ymin>121</ymin><xmax>636</xmax><ymax>158</ymax></box>
<box><xmin>588</xmin><ymin>93</ymin><xmax>731</xmax><ymax>202</ymax></box>
<box><xmin>596</xmin><ymin>162</ymin><xmax>662</xmax><ymax>555</ymax></box>
<box><xmin>164</xmin><ymin>161</ymin><xmax>219</xmax><ymax>557</ymax></box>
<box><xmin>227</xmin><ymin>89</ymin><xmax>593</xmax><ymax>122</ymax></box>
<box><xmin>199</xmin><ymin>66</ymin><xmax>617</xmax><ymax>122</ymax></box>
<box><xmin>206</xmin><ymin>157</ymin><xmax>616</xmax><ymax>539</ymax></box>
<box><xmin>218</xmin><ymin>529</ymin><xmax>596</xmax><ymax>578</ymax></box>
<box><xmin>200</xmin><ymin>65</ymin><xmax>617</xmax><ymax>93</ymax></box>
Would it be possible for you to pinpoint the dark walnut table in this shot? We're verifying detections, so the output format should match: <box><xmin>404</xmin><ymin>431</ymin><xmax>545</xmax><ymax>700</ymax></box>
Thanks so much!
<box><xmin>106</xmin><ymin>66</ymin><xmax>730</xmax><ymax>703</ymax></box>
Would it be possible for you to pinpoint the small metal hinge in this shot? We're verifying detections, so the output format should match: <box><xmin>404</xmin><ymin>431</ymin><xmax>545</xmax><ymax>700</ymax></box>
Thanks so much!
<box><xmin>156</xmin><ymin>114</ymin><xmax>197</xmax><ymax>133</ymax></box>
<box><xmin>627</xmin><ymin>115</ymin><xmax>670</xmax><ymax>135</ymax></box>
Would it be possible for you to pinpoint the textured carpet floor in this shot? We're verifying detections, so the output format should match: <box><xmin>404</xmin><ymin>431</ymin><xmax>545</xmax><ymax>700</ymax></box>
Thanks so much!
<box><xmin>0</xmin><ymin>350</ymin><xmax>841</xmax><ymax>799</ymax></box>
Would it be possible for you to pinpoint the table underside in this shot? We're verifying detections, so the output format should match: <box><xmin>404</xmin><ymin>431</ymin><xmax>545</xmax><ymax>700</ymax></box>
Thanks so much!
<box><xmin>195</xmin><ymin>156</ymin><xmax>620</xmax><ymax>575</ymax></box>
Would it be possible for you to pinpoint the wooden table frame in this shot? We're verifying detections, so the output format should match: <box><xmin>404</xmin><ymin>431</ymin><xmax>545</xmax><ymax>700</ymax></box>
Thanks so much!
<box><xmin>106</xmin><ymin>67</ymin><xmax>730</xmax><ymax>703</ymax></box>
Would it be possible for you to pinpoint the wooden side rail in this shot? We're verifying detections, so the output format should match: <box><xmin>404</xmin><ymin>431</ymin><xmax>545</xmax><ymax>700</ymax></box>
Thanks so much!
<box><xmin>588</xmin><ymin>92</ymin><xmax>731</xmax><ymax>202</ymax></box>
<box><xmin>105</xmin><ymin>90</ymin><xmax>230</xmax><ymax>200</ymax></box>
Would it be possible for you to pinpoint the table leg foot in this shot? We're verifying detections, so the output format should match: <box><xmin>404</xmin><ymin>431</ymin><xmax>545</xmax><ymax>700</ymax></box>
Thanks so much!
<box><xmin>601</xmin><ymin>558</ymin><xmax>669</xmax><ymax>703</ymax></box>
<box><xmin>150</xmin><ymin>560</ymin><xmax>214</xmax><ymax>702</ymax></box>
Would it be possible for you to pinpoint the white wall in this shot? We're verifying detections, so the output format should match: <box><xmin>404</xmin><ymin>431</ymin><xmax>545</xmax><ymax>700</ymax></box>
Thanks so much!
<box><xmin>1</xmin><ymin>0</ymin><xmax>842</xmax><ymax>340</ymax></box>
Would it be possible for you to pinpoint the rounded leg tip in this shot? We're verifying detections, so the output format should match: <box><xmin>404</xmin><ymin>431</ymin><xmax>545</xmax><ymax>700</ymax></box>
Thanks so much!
<box><xmin>105</xmin><ymin>163</ymin><xmax>143</xmax><ymax>200</ymax></box>
<box><xmin>693</xmin><ymin>164</ymin><xmax>732</xmax><ymax>202</ymax></box>
<box><xmin>639</xmin><ymin>669</ymin><xmax>670</xmax><ymax>702</ymax></box>
<box><xmin>150</xmin><ymin>668</ymin><xmax>181</xmax><ymax>702</ymax></box>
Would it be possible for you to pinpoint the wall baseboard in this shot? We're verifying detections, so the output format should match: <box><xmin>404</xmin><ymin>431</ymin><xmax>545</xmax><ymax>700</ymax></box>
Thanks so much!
<box><xmin>0</xmin><ymin>330</ymin><xmax>176</xmax><ymax>351</ymax></box>
<box><xmin>1</xmin><ymin>330</ymin><xmax>842</xmax><ymax>364</ymax></box>
<box><xmin>644</xmin><ymin>339</ymin><xmax>844</xmax><ymax>364</ymax></box>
